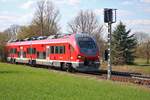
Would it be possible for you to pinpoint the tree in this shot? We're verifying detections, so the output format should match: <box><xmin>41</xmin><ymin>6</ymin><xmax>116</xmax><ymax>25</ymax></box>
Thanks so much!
<box><xmin>17</xmin><ymin>25</ymin><xmax>41</xmax><ymax>39</ymax></box>
<box><xmin>68</xmin><ymin>10</ymin><xmax>103</xmax><ymax>35</ymax></box>
<box><xmin>33</xmin><ymin>0</ymin><xmax>45</xmax><ymax>36</ymax></box>
<box><xmin>135</xmin><ymin>32</ymin><xmax>150</xmax><ymax>64</ymax></box>
<box><xmin>112</xmin><ymin>22</ymin><xmax>137</xmax><ymax>65</ymax></box>
<box><xmin>3</xmin><ymin>24</ymin><xmax>20</xmax><ymax>40</ymax></box>
<box><xmin>68</xmin><ymin>10</ymin><xmax>104</xmax><ymax>55</ymax></box>
<box><xmin>0</xmin><ymin>32</ymin><xmax>9</xmax><ymax>62</ymax></box>
<box><xmin>32</xmin><ymin>0</ymin><xmax>60</xmax><ymax>36</ymax></box>
<box><xmin>44</xmin><ymin>0</ymin><xmax>60</xmax><ymax>35</ymax></box>
<box><xmin>145</xmin><ymin>40</ymin><xmax>150</xmax><ymax>64</ymax></box>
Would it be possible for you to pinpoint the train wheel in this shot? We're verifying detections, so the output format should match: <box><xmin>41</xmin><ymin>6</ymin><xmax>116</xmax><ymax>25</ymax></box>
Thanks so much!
<box><xmin>30</xmin><ymin>60</ymin><xmax>36</xmax><ymax>67</ymax></box>
<box><xmin>13</xmin><ymin>59</ymin><xmax>16</xmax><ymax>64</ymax></box>
<box><xmin>10</xmin><ymin>58</ymin><xmax>13</xmax><ymax>64</ymax></box>
<box><xmin>60</xmin><ymin>62</ymin><xmax>65</xmax><ymax>71</ymax></box>
<box><xmin>66</xmin><ymin>63</ymin><xmax>75</xmax><ymax>73</ymax></box>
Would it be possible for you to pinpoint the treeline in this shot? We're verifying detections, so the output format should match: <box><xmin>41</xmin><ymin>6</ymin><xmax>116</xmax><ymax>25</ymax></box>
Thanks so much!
<box><xmin>0</xmin><ymin>0</ymin><xmax>149</xmax><ymax>64</ymax></box>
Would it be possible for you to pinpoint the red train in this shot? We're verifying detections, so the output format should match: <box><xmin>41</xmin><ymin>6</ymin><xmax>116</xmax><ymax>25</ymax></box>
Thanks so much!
<box><xmin>6</xmin><ymin>33</ymin><xmax>100</xmax><ymax>72</ymax></box>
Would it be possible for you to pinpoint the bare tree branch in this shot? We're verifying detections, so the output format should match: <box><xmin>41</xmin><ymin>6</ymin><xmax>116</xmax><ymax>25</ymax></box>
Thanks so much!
<box><xmin>32</xmin><ymin>0</ymin><xmax>60</xmax><ymax>36</ymax></box>
<box><xmin>68</xmin><ymin>10</ymin><xmax>105</xmax><ymax>56</ymax></box>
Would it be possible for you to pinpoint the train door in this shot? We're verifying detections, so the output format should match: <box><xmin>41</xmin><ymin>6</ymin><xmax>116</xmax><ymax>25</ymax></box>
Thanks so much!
<box><xmin>20</xmin><ymin>46</ymin><xmax>23</xmax><ymax>58</ymax></box>
<box><xmin>46</xmin><ymin>46</ymin><xmax>50</xmax><ymax>60</ymax></box>
<box><xmin>68</xmin><ymin>44</ymin><xmax>75</xmax><ymax>61</ymax></box>
<box><xmin>68</xmin><ymin>44</ymin><xmax>72</xmax><ymax>61</ymax></box>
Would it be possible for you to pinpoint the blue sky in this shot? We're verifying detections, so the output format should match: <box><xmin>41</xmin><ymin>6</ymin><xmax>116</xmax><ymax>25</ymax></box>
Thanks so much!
<box><xmin>0</xmin><ymin>0</ymin><xmax>150</xmax><ymax>34</ymax></box>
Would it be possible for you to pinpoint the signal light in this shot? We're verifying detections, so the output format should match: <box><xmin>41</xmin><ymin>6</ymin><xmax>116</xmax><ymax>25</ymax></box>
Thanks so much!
<box><xmin>104</xmin><ymin>8</ymin><xmax>117</xmax><ymax>23</ymax></box>
<box><xmin>104</xmin><ymin>49</ymin><xmax>108</xmax><ymax>61</ymax></box>
<box><xmin>104</xmin><ymin>9</ymin><xmax>113</xmax><ymax>23</ymax></box>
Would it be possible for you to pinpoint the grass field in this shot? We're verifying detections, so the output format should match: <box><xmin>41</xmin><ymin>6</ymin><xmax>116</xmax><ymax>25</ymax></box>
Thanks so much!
<box><xmin>0</xmin><ymin>63</ymin><xmax>150</xmax><ymax>100</ymax></box>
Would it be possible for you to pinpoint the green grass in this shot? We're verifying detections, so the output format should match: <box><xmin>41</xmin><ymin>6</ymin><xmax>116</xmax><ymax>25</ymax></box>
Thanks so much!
<box><xmin>0</xmin><ymin>63</ymin><xmax>150</xmax><ymax>100</ymax></box>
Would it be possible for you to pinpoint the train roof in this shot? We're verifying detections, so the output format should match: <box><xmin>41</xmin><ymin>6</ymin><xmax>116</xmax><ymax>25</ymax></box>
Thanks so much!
<box><xmin>6</xmin><ymin>33</ymin><xmax>93</xmax><ymax>46</ymax></box>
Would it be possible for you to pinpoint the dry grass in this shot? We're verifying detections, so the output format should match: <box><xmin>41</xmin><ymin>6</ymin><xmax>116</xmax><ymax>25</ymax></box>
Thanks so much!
<box><xmin>100</xmin><ymin>58</ymin><xmax>150</xmax><ymax>75</ymax></box>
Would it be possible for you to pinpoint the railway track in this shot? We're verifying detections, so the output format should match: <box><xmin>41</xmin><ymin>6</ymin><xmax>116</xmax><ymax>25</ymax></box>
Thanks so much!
<box><xmin>74</xmin><ymin>70</ymin><xmax>150</xmax><ymax>88</ymax></box>
<box><xmin>35</xmin><ymin>65</ymin><xmax>150</xmax><ymax>87</ymax></box>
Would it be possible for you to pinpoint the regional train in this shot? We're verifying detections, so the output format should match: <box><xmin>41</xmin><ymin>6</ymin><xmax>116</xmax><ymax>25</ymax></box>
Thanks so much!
<box><xmin>6</xmin><ymin>33</ymin><xmax>100</xmax><ymax>72</ymax></box>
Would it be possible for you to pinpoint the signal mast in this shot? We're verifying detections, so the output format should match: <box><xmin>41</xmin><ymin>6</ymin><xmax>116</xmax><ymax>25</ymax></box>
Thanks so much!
<box><xmin>104</xmin><ymin>8</ymin><xmax>117</xmax><ymax>80</ymax></box>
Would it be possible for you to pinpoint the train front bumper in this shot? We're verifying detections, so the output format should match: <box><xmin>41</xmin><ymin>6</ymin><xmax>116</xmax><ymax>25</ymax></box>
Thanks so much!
<box><xmin>72</xmin><ymin>61</ymin><xmax>100</xmax><ymax>72</ymax></box>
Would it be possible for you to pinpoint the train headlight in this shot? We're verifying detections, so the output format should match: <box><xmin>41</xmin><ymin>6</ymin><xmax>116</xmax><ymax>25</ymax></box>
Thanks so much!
<box><xmin>77</xmin><ymin>55</ymin><xmax>85</xmax><ymax>60</ymax></box>
<box><xmin>78</xmin><ymin>55</ymin><xmax>82</xmax><ymax>59</ymax></box>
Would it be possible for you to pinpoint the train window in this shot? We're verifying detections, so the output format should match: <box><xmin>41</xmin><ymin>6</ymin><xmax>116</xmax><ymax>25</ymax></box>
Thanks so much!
<box><xmin>37</xmin><ymin>52</ymin><xmax>39</xmax><ymax>58</ymax></box>
<box><xmin>23</xmin><ymin>52</ymin><xmax>26</xmax><ymax>58</ymax></box>
<box><xmin>55</xmin><ymin>46</ymin><xmax>59</xmax><ymax>54</ymax></box>
<box><xmin>37</xmin><ymin>52</ymin><xmax>46</xmax><ymax>59</ymax></box>
<box><xmin>13</xmin><ymin>48</ymin><xmax>15</xmax><ymax>54</ymax></box>
<box><xmin>10</xmin><ymin>48</ymin><xmax>16</xmax><ymax>54</ymax></box>
<box><xmin>63</xmin><ymin>46</ymin><xmax>65</xmax><ymax>54</ymax></box>
<box><xmin>50</xmin><ymin>46</ymin><xmax>54</xmax><ymax>54</ymax></box>
<box><xmin>33</xmin><ymin>48</ymin><xmax>36</xmax><ymax>54</ymax></box>
<box><xmin>27</xmin><ymin>48</ymin><xmax>29</xmax><ymax>54</ymax></box>
<box><xmin>10</xmin><ymin>48</ymin><xmax>13</xmax><ymax>54</ymax></box>
<box><xmin>18</xmin><ymin>52</ymin><xmax>20</xmax><ymax>57</ymax></box>
<box><xmin>15</xmin><ymin>48</ymin><xmax>17</xmax><ymax>54</ymax></box>
<box><xmin>60</xmin><ymin>46</ymin><xmax>63</xmax><ymax>54</ymax></box>
<box><xmin>60</xmin><ymin>46</ymin><xmax>65</xmax><ymax>54</ymax></box>
<box><xmin>27</xmin><ymin>48</ymin><xmax>36</xmax><ymax>54</ymax></box>
<box><xmin>43</xmin><ymin>52</ymin><xmax>46</xmax><ymax>59</ymax></box>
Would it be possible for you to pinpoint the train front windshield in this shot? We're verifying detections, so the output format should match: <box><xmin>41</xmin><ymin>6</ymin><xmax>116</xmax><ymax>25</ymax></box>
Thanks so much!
<box><xmin>78</xmin><ymin>40</ymin><xmax>96</xmax><ymax>49</ymax></box>
<box><xmin>76</xmin><ymin>35</ymin><xmax>98</xmax><ymax>56</ymax></box>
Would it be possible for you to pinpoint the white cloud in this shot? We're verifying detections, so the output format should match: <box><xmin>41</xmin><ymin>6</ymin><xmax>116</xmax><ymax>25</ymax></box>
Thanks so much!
<box><xmin>54</xmin><ymin>0</ymin><xmax>80</xmax><ymax>6</ymax></box>
<box><xmin>0</xmin><ymin>0</ymin><xmax>7</xmax><ymax>3</ymax></box>
<box><xmin>94</xmin><ymin>9</ymin><xmax>103</xmax><ymax>16</ymax></box>
<box><xmin>121</xmin><ymin>1</ymin><xmax>133</xmax><ymax>5</ymax></box>
<box><xmin>0</xmin><ymin>15</ymin><xmax>16</xmax><ymax>21</ymax></box>
<box><xmin>118</xmin><ymin>10</ymin><xmax>133</xmax><ymax>17</ymax></box>
<box><xmin>125</xmin><ymin>19</ymin><xmax>150</xmax><ymax>25</ymax></box>
<box><xmin>143</xmin><ymin>7</ymin><xmax>150</xmax><ymax>12</ymax></box>
<box><xmin>121</xmin><ymin>19</ymin><xmax>150</xmax><ymax>33</ymax></box>
<box><xmin>68</xmin><ymin>0</ymin><xmax>80</xmax><ymax>6</ymax></box>
<box><xmin>21</xmin><ymin>0</ymin><xmax>35</xmax><ymax>9</ymax></box>
<box><xmin>141</xmin><ymin>0</ymin><xmax>150</xmax><ymax>3</ymax></box>
<box><xmin>0</xmin><ymin>11</ymin><xmax>34</xmax><ymax>31</ymax></box>
<box><xmin>21</xmin><ymin>0</ymin><xmax>80</xmax><ymax>9</ymax></box>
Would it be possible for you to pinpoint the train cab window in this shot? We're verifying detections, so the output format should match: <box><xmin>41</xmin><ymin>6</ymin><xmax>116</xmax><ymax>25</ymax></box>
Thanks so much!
<box><xmin>50</xmin><ymin>46</ymin><xmax>54</xmax><ymax>54</ymax></box>
<box><xmin>78</xmin><ymin>41</ymin><xmax>96</xmax><ymax>49</ymax></box>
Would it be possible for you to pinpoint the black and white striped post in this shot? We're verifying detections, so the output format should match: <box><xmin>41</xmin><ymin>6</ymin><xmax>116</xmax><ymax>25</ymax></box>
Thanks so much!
<box><xmin>104</xmin><ymin>8</ymin><xmax>117</xmax><ymax>80</ymax></box>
